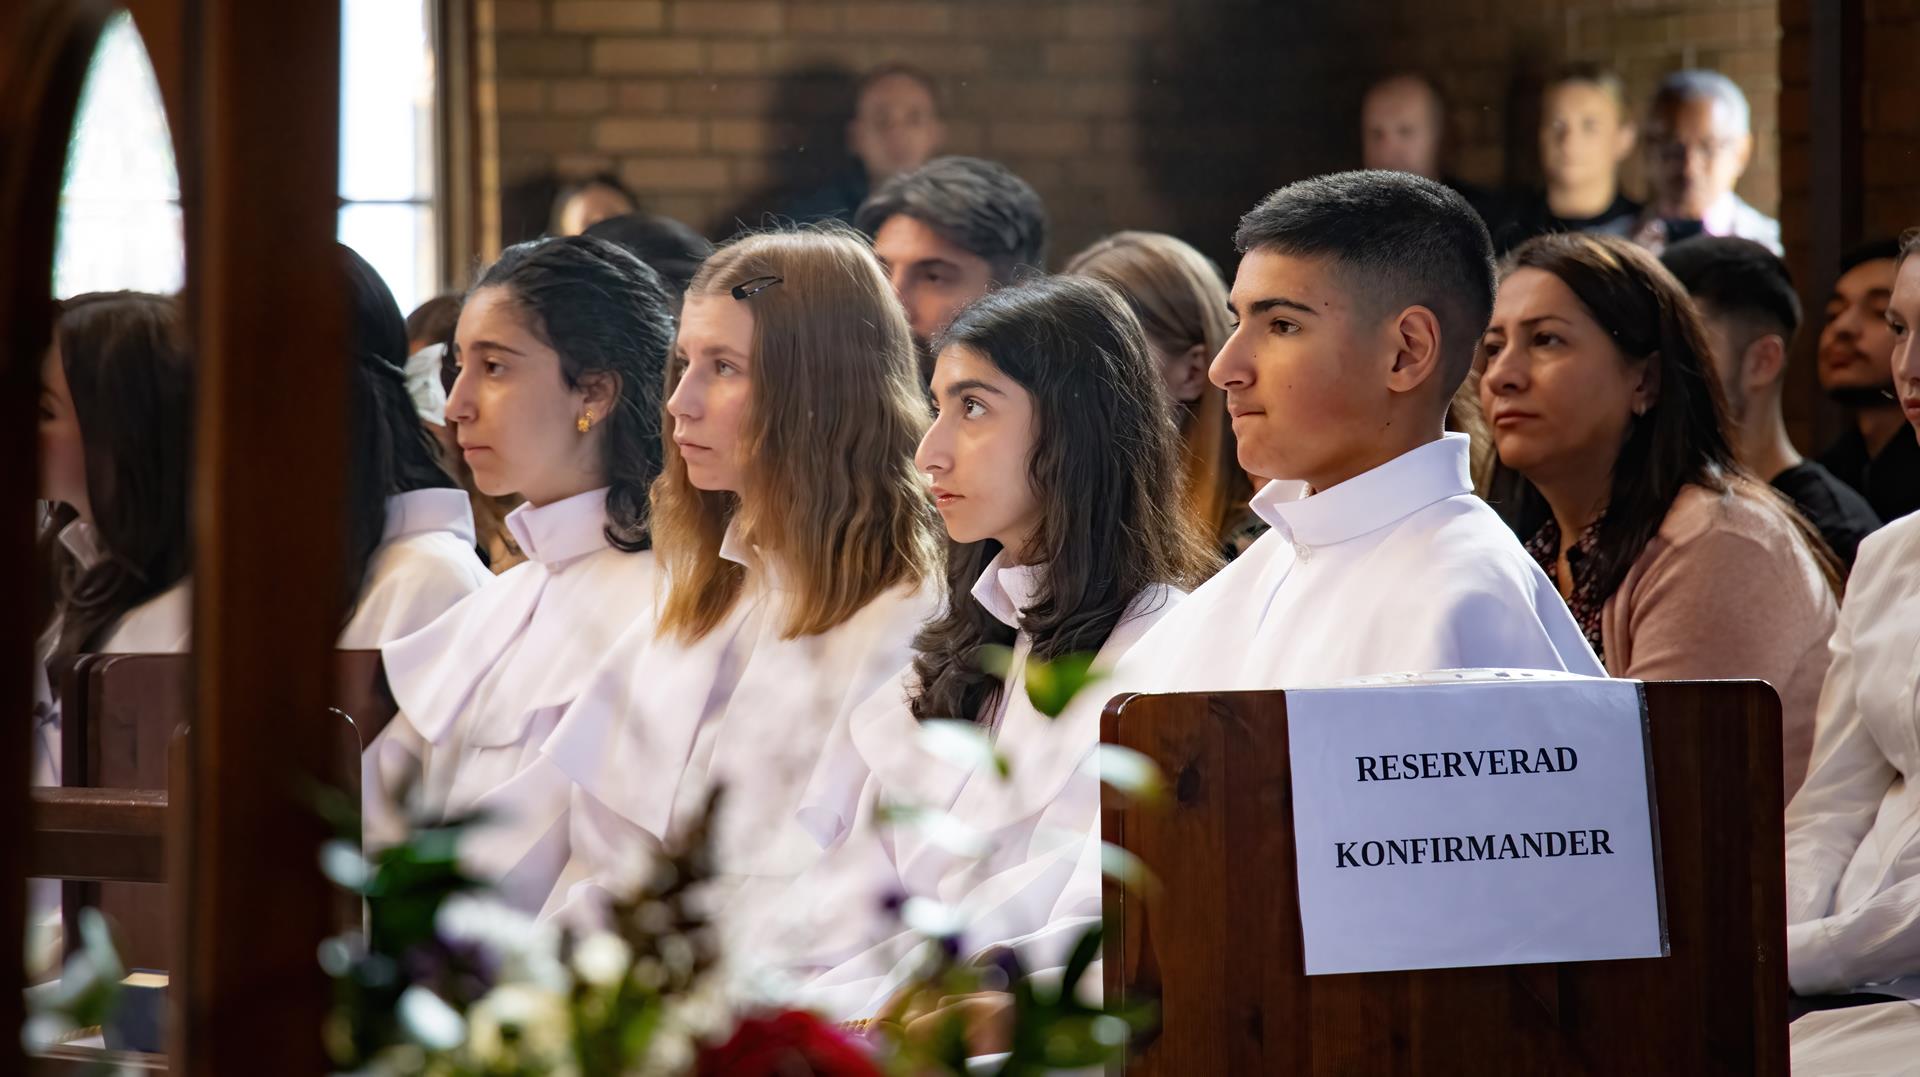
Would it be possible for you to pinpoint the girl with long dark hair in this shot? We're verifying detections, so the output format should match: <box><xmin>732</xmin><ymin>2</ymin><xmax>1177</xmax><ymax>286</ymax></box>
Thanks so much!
<box><xmin>764</xmin><ymin>275</ymin><xmax>1219</xmax><ymax>1020</ymax></box>
<box><xmin>363</xmin><ymin>236</ymin><xmax>678</xmax><ymax>910</ymax></box>
<box><xmin>1481</xmin><ymin>232</ymin><xmax>1839</xmax><ymax>795</ymax></box>
<box><xmin>37</xmin><ymin>293</ymin><xmax>195</xmax><ymax>662</ymax></box>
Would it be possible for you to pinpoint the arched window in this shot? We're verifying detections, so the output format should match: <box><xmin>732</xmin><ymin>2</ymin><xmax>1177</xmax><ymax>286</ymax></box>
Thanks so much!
<box><xmin>54</xmin><ymin>3</ymin><xmax>443</xmax><ymax>312</ymax></box>
<box><xmin>54</xmin><ymin>11</ymin><xmax>183</xmax><ymax>299</ymax></box>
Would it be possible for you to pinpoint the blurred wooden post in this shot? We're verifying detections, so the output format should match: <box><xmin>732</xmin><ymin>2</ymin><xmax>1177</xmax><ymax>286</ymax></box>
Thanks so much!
<box><xmin>0</xmin><ymin>1</ymin><xmax>120</xmax><ymax>1072</ymax></box>
<box><xmin>174</xmin><ymin>0</ymin><xmax>345</xmax><ymax>1072</ymax></box>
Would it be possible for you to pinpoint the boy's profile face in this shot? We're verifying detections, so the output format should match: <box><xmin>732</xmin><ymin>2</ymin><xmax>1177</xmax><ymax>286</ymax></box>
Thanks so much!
<box><xmin>1214</xmin><ymin>248</ymin><xmax>1391</xmax><ymax>490</ymax></box>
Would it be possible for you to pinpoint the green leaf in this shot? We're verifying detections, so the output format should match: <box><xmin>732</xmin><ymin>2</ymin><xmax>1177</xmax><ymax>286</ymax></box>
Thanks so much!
<box><xmin>1057</xmin><ymin>922</ymin><xmax>1103</xmax><ymax>1002</ymax></box>
<box><xmin>1022</xmin><ymin>652</ymin><xmax>1104</xmax><ymax>718</ymax></box>
<box><xmin>976</xmin><ymin>644</ymin><xmax>1017</xmax><ymax>681</ymax></box>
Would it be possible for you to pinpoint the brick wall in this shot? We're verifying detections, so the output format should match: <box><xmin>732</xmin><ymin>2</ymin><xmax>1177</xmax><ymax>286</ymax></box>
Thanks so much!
<box><xmin>480</xmin><ymin>0</ymin><xmax>1781</xmax><ymax>267</ymax></box>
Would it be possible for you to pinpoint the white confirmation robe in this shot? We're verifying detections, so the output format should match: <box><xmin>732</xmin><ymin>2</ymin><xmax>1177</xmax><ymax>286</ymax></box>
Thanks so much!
<box><xmin>1786</xmin><ymin>510</ymin><xmax>1920</xmax><ymax>999</ymax></box>
<box><xmin>87</xmin><ymin>486</ymin><xmax>487</xmax><ymax>655</ymax></box>
<box><xmin>769</xmin><ymin>556</ymin><xmax>1183</xmax><ymax>1019</ymax></box>
<box><xmin>339</xmin><ymin>487</ymin><xmax>493</xmax><ymax>648</ymax></box>
<box><xmin>539</xmin><ymin>528</ymin><xmax>937</xmax><ymax>942</ymax></box>
<box><xmin>1117</xmin><ymin>433</ymin><xmax>1604</xmax><ymax>694</ymax></box>
<box><xmin>365</xmin><ymin>488</ymin><xmax>654</xmax><ymax>912</ymax></box>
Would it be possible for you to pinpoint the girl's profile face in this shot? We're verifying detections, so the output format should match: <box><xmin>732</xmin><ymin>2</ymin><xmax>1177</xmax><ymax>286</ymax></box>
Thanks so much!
<box><xmin>915</xmin><ymin>344</ymin><xmax>1042</xmax><ymax>560</ymax></box>
<box><xmin>38</xmin><ymin>343</ymin><xmax>90</xmax><ymax>520</ymax></box>
<box><xmin>445</xmin><ymin>286</ymin><xmax>607</xmax><ymax>506</ymax></box>
<box><xmin>667</xmin><ymin>294</ymin><xmax>756</xmax><ymax>495</ymax></box>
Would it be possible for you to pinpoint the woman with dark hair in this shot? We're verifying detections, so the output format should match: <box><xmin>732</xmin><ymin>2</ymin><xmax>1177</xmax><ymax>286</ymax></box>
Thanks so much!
<box><xmin>765</xmin><ymin>275</ymin><xmax>1219</xmax><ymax>1021</ymax></box>
<box><xmin>336</xmin><ymin>245</ymin><xmax>491</xmax><ymax>647</ymax></box>
<box><xmin>1481</xmin><ymin>232</ymin><xmax>1839</xmax><ymax>796</ymax></box>
<box><xmin>363</xmin><ymin>236</ymin><xmax>679</xmax><ymax>909</ymax></box>
<box><xmin>37</xmin><ymin>293</ymin><xmax>195</xmax><ymax>662</ymax></box>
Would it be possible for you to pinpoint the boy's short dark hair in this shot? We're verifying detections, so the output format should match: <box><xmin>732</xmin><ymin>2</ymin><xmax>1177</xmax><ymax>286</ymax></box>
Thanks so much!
<box><xmin>854</xmin><ymin>155</ymin><xmax>1049</xmax><ymax>281</ymax></box>
<box><xmin>1232</xmin><ymin>169</ymin><xmax>1495</xmax><ymax>392</ymax></box>
<box><xmin>1840</xmin><ymin>236</ymin><xmax>1902</xmax><ymax>275</ymax></box>
<box><xmin>1659</xmin><ymin>235</ymin><xmax>1802</xmax><ymax>344</ymax></box>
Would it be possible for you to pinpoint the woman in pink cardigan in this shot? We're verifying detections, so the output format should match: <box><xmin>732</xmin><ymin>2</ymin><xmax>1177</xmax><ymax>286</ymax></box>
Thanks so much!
<box><xmin>1480</xmin><ymin>232</ymin><xmax>1841</xmax><ymax>798</ymax></box>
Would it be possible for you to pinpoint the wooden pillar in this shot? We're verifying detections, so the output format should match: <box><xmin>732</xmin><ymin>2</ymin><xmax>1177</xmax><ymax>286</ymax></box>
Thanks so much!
<box><xmin>1780</xmin><ymin>0</ymin><xmax>1866</xmax><ymax>451</ymax></box>
<box><xmin>173</xmin><ymin>0</ymin><xmax>345</xmax><ymax>1072</ymax></box>
<box><xmin>0</xmin><ymin>2</ymin><xmax>119</xmax><ymax>1071</ymax></box>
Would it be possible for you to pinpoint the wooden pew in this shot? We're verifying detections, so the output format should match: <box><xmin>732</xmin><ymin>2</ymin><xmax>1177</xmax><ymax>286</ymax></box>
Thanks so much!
<box><xmin>48</xmin><ymin>651</ymin><xmax>393</xmax><ymax>970</ymax></box>
<box><xmin>1101</xmin><ymin>681</ymin><xmax>1788</xmax><ymax>1076</ymax></box>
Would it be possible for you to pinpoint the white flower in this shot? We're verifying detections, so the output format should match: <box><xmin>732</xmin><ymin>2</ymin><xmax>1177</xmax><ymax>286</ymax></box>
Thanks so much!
<box><xmin>397</xmin><ymin>985</ymin><xmax>465</xmax><ymax>1050</ymax></box>
<box><xmin>466</xmin><ymin>983</ymin><xmax>572</xmax><ymax>1068</ymax></box>
<box><xmin>436</xmin><ymin>894</ymin><xmax>570</xmax><ymax>994</ymax></box>
<box><xmin>571</xmin><ymin>932</ymin><xmax>632</xmax><ymax>990</ymax></box>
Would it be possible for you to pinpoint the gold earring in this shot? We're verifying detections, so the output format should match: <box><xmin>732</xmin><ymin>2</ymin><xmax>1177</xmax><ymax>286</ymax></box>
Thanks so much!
<box><xmin>577</xmin><ymin>410</ymin><xmax>593</xmax><ymax>433</ymax></box>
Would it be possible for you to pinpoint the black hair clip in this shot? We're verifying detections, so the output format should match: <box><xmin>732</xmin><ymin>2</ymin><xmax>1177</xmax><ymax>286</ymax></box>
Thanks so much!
<box><xmin>731</xmin><ymin>275</ymin><xmax>783</xmax><ymax>300</ymax></box>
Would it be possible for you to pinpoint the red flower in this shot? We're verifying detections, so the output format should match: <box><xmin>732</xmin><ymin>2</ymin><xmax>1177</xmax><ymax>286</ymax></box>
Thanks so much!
<box><xmin>696</xmin><ymin>1010</ymin><xmax>882</xmax><ymax>1076</ymax></box>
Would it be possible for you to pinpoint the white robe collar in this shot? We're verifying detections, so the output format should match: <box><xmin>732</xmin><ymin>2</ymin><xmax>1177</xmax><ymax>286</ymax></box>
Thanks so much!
<box><xmin>717</xmin><ymin>517</ymin><xmax>795</xmax><ymax>593</ymax></box>
<box><xmin>969</xmin><ymin>552</ymin><xmax>1045</xmax><ymax>630</ymax></box>
<box><xmin>1251</xmin><ymin>432</ymin><xmax>1474</xmax><ymax>550</ymax></box>
<box><xmin>386</xmin><ymin>488</ymin><xmax>639</xmax><ymax>746</ymax></box>
<box><xmin>505</xmin><ymin>488</ymin><xmax>614</xmax><ymax>567</ymax></box>
<box><xmin>57</xmin><ymin>518</ymin><xmax>105</xmax><ymax>571</ymax></box>
<box><xmin>384</xmin><ymin>487</ymin><xmax>479</xmax><ymax>548</ymax></box>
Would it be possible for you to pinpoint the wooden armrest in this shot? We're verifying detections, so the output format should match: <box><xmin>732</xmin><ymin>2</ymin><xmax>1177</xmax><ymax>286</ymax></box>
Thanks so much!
<box><xmin>29</xmin><ymin>789</ymin><xmax>167</xmax><ymax>884</ymax></box>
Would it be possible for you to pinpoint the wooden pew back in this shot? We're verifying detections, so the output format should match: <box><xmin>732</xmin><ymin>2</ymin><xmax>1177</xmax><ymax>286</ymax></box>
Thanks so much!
<box><xmin>48</xmin><ymin>650</ymin><xmax>392</xmax><ymax>970</ymax></box>
<box><xmin>1101</xmin><ymin>681</ymin><xmax>1788</xmax><ymax>1076</ymax></box>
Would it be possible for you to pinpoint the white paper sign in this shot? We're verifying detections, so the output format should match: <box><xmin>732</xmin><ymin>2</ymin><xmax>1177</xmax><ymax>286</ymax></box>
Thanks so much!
<box><xmin>1286</xmin><ymin>675</ymin><xmax>1664</xmax><ymax>975</ymax></box>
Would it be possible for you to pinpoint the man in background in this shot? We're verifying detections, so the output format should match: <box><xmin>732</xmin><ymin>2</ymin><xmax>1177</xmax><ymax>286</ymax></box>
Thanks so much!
<box><xmin>855</xmin><ymin>156</ymin><xmax>1048</xmax><ymax>367</ymax></box>
<box><xmin>1360</xmin><ymin>73</ymin><xmax>1501</xmax><ymax>225</ymax></box>
<box><xmin>1662</xmin><ymin>236</ymin><xmax>1880</xmax><ymax>566</ymax></box>
<box><xmin>1633</xmin><ymin>70</ymin><xmax>1781</xmax><ymax>254</ymax></box>
<box><xmin>785</xmin><ymin>63</ymin><xmax>946</xmax><ymax>226</ymax></box>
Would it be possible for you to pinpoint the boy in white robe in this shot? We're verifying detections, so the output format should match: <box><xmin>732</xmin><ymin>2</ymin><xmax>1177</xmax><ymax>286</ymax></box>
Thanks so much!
<box><xmin>1122</xmin><ymin>170</ymin><xmax>1602</xmax><ymax>694</ymax></box>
